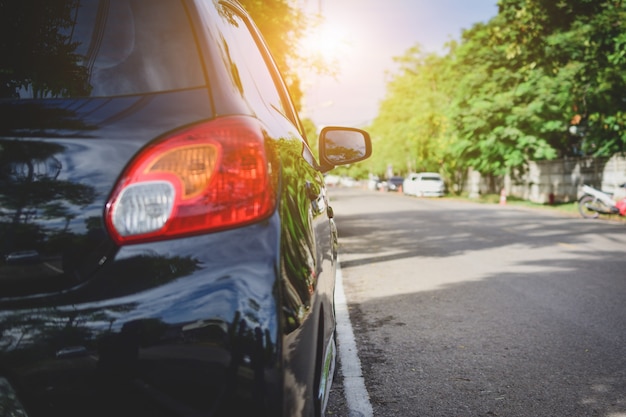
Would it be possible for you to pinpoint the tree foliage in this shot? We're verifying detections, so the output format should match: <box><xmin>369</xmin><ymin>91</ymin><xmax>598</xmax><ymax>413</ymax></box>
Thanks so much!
<box><xmin>365</xmin><ymin>0</ymin><xmax>626</xmax><ymax>192</ymax></box>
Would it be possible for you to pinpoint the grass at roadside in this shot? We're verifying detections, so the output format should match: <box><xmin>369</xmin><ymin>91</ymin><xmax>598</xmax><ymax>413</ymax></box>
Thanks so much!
<box><xmin>452</xmin><ymin>193</ymin><xmax>626</xmax><ymax>223</ymax></box>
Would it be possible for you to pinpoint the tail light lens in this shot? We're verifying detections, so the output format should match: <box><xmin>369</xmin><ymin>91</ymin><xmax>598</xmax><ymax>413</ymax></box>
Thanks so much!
<box><xmin>105</xmin><ymin>116</ymin><xmax>275</xmax><ymax>245</ymax></box>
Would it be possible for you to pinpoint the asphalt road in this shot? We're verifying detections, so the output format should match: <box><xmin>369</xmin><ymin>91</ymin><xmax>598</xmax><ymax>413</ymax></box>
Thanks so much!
<box><xmin>325</xmin><ymin>187</ymin><xmax>626</xmax><ymax>417</ymax></box>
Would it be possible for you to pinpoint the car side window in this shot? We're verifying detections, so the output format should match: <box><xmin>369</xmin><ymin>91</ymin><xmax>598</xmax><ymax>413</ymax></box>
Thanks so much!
<box><xmin>208</xmin><ymin>3</ymin><xmax>302</xmax><ymax>130</ymax></box>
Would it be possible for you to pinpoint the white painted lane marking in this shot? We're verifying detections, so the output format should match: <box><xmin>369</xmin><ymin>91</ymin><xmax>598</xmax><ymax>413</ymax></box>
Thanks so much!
<box><xmin>335</xmin><ymin>260</ymin><xmax>373</xmax><ymax>417</ymax></box>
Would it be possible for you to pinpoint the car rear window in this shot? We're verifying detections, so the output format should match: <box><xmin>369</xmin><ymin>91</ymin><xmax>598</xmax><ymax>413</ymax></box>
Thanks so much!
<box><xmin>1</xmin><ymin>0</ymin><xmax>205</xmax><ymax>99</ymax></box>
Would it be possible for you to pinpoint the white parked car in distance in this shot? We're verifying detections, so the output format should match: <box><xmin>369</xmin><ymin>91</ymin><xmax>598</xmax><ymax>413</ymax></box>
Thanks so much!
<box><xmin>403</xmin><ymin>172</ymin><xmax>445</xmax><ymax>197</ymax></box>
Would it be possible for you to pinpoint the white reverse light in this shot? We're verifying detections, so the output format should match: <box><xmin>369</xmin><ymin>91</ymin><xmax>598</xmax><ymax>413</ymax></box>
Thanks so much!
<box><xmin>112</xmin><ymin>181</ymin><xmax>175</xmax><ymax>237</ymax></box>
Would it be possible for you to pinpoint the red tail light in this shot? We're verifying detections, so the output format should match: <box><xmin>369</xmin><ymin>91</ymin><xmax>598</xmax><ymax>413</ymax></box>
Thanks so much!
<box><xmin>104</xmin><ymin>116</ymin><xmax>275</xmax><ymax>245</ymax></box>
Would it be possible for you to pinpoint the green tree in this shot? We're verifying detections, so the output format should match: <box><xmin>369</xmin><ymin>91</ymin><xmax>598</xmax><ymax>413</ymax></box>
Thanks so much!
<box><xmin>446</xmin><ymin>18</ymin><xmax>560</xmax><ymax>182</ymax></box>
<box><xmin>493</xmin><ymin>0</ymin><xmax>626</xmax><ymax>156</ymax></box>
<box><xmin>368</xmin><ymin>46</ymin><xmax>452</xmax><ymax>178</ymax></box>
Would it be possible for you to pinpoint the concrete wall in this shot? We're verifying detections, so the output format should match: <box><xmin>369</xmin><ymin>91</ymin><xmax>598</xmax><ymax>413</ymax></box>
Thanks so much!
<box><xmin>467</xmin><ymin>155</ymin><xmax>626</xmax><ymax>204</ymax></box>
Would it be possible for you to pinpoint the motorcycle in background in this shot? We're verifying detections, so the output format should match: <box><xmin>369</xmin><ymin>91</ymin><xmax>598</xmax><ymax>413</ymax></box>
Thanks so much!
<box><xmin>578</xmin><ymin>183</ymin><xmax>626</xmax><ymax>219</ymax></box>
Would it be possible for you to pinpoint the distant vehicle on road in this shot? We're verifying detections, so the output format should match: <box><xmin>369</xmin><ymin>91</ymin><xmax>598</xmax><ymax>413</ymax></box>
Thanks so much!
<box><xmin>385</xmin><ymin>176</ymin><xmax>405</xmax><ymax>192</ymax></box>
<box><xmin>403</xmin><ymin>172</ymin><xmax>445</xmax><ymax>197</ymax></box>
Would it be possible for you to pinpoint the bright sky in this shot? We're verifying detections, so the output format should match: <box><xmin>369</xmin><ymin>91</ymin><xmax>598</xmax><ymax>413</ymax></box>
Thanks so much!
<box><xmin>298</xmin><ymin>0</ymin><xmax>499</xmax><ymax>128</ymax></box>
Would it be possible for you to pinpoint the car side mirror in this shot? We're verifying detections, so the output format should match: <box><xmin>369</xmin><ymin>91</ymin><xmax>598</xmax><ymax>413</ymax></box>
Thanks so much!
<box><xmin>318</xmin><ymin>127</ymin><xmax>372</xmax><ymax>173</ymax></box>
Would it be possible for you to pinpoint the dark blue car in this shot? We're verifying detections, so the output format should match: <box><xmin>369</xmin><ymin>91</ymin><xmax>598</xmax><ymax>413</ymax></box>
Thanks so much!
<box><xmin>0</xmin><ymin>1</ymin><xmax>371</xmax><ymax>416</ymax></box>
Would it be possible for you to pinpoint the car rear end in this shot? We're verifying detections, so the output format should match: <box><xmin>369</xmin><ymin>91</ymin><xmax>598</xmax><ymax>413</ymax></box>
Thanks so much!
<box><xmin>386</xmin><ymin>176</ymin><xmax>405</xmax><ymax>192</ymax></box>
<box><xmin>417</xmin><ymin>173</ymin><xmax>445</xmax><ymax>197</ymax></box>
<box><xmin>0</xmin><ymin>1</ymin><xmax>329</xmax><ymax>416</ymax></box>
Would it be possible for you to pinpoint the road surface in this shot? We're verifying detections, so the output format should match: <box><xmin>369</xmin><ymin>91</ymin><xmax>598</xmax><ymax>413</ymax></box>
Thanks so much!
<box><xmin>326</xmin><ymin>187</ymin><xmax>626</xmax><ymax>417</ymax></box>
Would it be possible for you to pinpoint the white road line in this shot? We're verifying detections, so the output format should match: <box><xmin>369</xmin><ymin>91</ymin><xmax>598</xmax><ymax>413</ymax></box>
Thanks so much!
<box><xmin>335</xmin><ymin>260</ymin><xmax>373</xmax><ymax>417</ymax></box>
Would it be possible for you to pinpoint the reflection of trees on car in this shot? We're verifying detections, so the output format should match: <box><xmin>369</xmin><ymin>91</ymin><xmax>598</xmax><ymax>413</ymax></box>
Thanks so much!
<box><xmin>0</xmin><ymin>251</ymin><xmax>202</xmax><ymax>354</ymax></box>
<box><xmin>0</xmin><ymin>303</ymin><xmax>134</xmax><ymax>358</ymax></box>
<box><xmin>324</xmin><ymin>139</ymin><xmax>363</xmax><ymax>163</ymax></box>
<box><xmin>320</xmin><ymin>128</ymin><xmax>369</xmax><ymax>167</ymax></box>
<box><xmin>0</xmin><ymin>140</ymin><xmax>97</xmax><ymax>257</ymax></box>
<box><xmin>276</xmin><ymin>137</ymin><xmax>321</xmax><ymax>332</ymax></box>
<box><xmin>0</xmin><ymin>138</ymin><xmax>105</xmax><ymax>298</ymax></box>
<box><xmin>0</xmin><ymin>0</ymin><xmax>91</xmax><ymax>98</ymax></box>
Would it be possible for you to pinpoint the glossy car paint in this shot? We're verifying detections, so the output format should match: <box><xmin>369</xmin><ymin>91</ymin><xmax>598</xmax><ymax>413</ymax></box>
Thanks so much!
<box><xmin>0</xmin><ymin>1</ymin><xmax>369</xmax><ymax>416</ymax></box>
